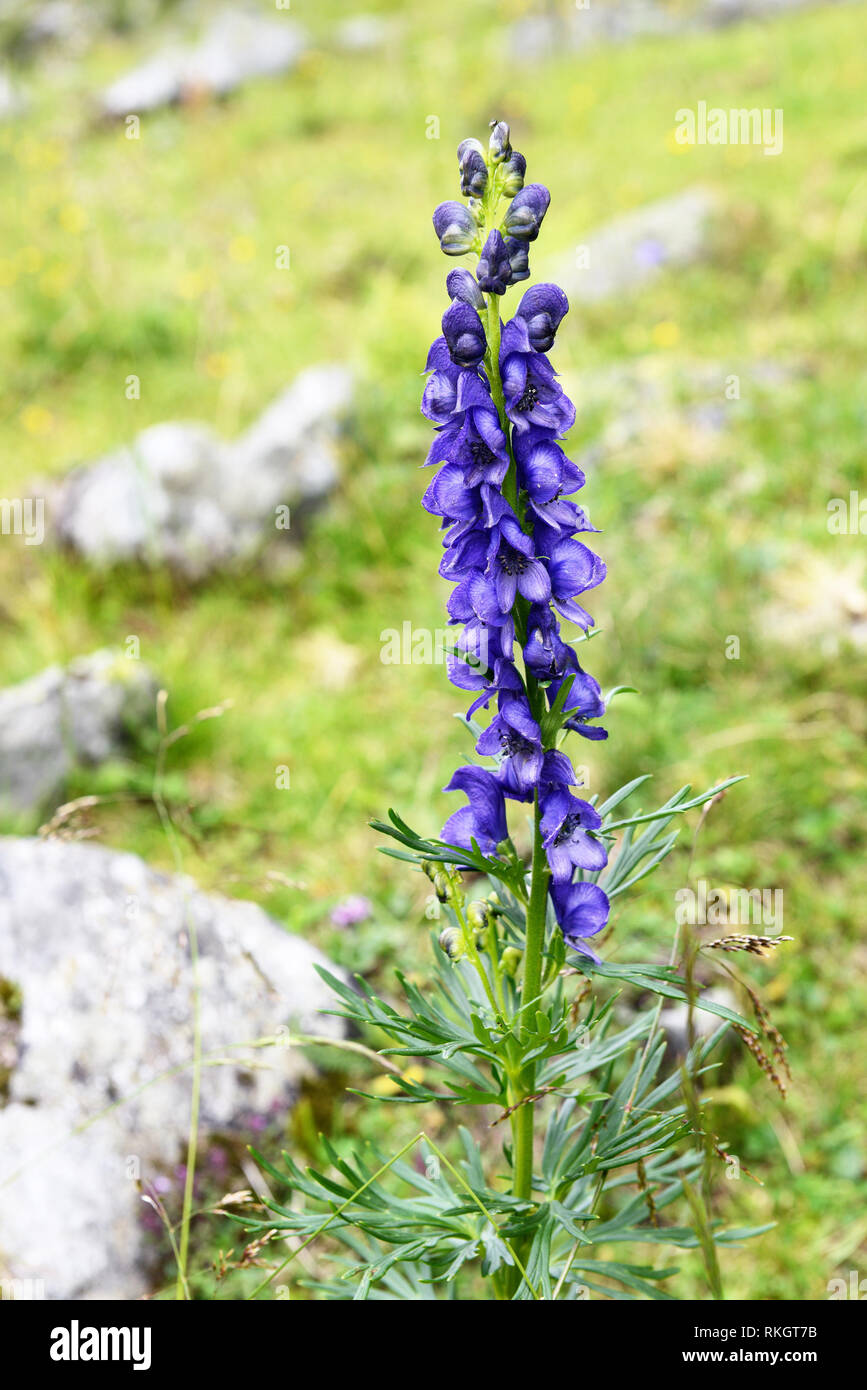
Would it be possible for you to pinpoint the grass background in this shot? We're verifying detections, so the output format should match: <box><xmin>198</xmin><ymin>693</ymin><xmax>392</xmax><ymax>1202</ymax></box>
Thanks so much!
<box><xmin>0</xmin><ymin>0</ymin><xmax>865</xmax><ymax>1298</ymax></box>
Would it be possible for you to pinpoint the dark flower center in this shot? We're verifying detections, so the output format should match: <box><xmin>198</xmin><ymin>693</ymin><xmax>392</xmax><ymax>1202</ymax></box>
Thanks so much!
<box><xmin>470</xmin><ymin>440</ymin><xmax>496</xmax><ymax>467</ymax></box>
<box><xmin>553</xmin><ymin>813</ymin><xmax>583</xmax><ymax>846</ymax></box>
<box><xmin>500</xmin><ymin>730</ymin><xmax>535</xmax><ymax>758</ymax></box>
<box><xmin>515</xmin><ymin>382</ymin><xmax>539</xmax><ymax>412</ymax></box>
<box><xmin>498</xmin><ymin>548</ymin><xmax>529</xmax><ymax>576</ymax></box>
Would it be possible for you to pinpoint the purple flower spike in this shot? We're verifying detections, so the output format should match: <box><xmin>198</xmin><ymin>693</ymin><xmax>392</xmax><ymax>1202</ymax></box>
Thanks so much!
<box><xmin>422</xmin><ymin>128</ymin><xmax>612</xmax><ymax>960</ymax></box>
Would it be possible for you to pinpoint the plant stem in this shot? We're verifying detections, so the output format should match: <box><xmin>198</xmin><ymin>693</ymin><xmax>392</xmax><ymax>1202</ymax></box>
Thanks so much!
<box><xmin>513</xmin><ymin>797</ymin><xmax>549</xmax><ymax>1200</ymax></box>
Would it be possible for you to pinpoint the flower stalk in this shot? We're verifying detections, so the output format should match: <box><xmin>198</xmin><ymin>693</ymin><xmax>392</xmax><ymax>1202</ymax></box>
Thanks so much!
<box><xmin>240</xmin><ymin>122</ymin><xmax>771</xmax><ymax>1305</ymax></box>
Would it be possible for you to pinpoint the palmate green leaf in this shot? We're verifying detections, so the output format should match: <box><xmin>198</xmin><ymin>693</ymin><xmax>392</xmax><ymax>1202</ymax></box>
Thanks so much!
<box><xmin>311</xmin><ymin>964</ymin><xmax>510</xmax><ymax>1095</ymax></box>
<box><xmin>480</xmin><ymin>1222</ymin><xmax>515</xmax><ymax>1277</ymax></box>
<box><xmin>517</xmin><ymin>1206</ymin><xmax>555</xmax><ymax>1300</ymax></box>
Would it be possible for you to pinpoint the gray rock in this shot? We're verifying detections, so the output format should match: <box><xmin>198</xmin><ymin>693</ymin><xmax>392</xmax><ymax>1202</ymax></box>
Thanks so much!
<box><xmin>100</xmin><ymin>9</ymin><xmax>308</xmax><ymax>118</ymax></box>
<box><xmin>543</xmin><ymin>188</ymin><xmax>715</xmax><ymax>304</ymax></box>
<box><xmin>0</xmin><ymin>836</ymin><xmax>346</xmax><ymax>1299</ymax></box>
<box><xmin>53</xmin><ymin>365</ymin><xmax>353</xmax><ymax>578</ymax></box>
<box><xmin>0</xmin><ymin>650</ymin><xmax>157</xmax><ymax>820</ymax></box>
<box><xmin>100</xmin><ymin>50</ymin><xmax>187</xmax><ymax>117</ymax></box>
<box><xmin>509</xmin><ymin>0</ymin><xmax>858</xmax><ymax>60</ymax></box>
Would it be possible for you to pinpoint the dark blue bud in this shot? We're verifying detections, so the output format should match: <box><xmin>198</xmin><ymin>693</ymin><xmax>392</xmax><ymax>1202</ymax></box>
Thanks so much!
<box><xmin>501</xmin><ymin>182</ymin><xmax>550</xmax><ymax>241</ymax></box>
<box><xmin>501</xmin><ymin>150</ymin><xmax>526</xmax><ymax>197</ymax></box>
<box><xmin>504</xmin><ymin>236</ymin><xmax>530</xmax><ymax>283</ymax></box>
<box><xmin>476</xmin><ymin>229</ymin><xmax>512</xmax><ymax>296</ymax></box>
<box><xmin>433</xmin><ymin>200</ymin><xmax>478</xmax><ymax>256</ymax></box>
<box><xmin>516</xmin><ymin>283</ymin><xmax>570</xmax><ymax>352</ymax></box>
<box><xmin>488</xmin><ymin>120</ymin><xmax>511</xmax><ymax>165</ymax></box>
<box><xmin>442</xmin><ymin>300</ymin><xmax>487</xmax><ymax>368</ymax></box>
<box><xmin>447</xmin><ymin>268</ymin><xmax>485</xmax><ymax>310</ymax></box>
<box><xmin>457</xmin><ymin>138</ymin><xmax>488</xmax><ymax>198</ymax></box>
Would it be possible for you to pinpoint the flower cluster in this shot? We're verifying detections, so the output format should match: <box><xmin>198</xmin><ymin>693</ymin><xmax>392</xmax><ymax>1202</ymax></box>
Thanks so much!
<box><xmin>423</xmin><ymin>122</ymin><xmax>611</xmax><ymax>957</ymax></box>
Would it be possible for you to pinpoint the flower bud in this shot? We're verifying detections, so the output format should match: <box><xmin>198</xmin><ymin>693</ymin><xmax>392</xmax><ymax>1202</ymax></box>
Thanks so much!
<box><xmin>446</xmin><ymin>268</ymin><xmax>485</xmax><ymax>311</ymax></box>
<box><xmin>501</xmin><ymin>182</ymin><xmax>550</xmax><ymax>242</ymax></box>
<box><xmin>500</xmin><ymin>150</ymin><xmax>526</xmax><ymax>198</ymax></box>
<box><xmin>433</xmin><ymin>870</ymin><xmax>454</xmax><ymax>903</ymax></box>
<box><xmin>476</xmin><ymin>229</ymin><xmax>512</xmax><ymax>297</ymax></box>
<box><xmin>501</xmin><ymin>947</ymin><xmax>523</xmax><ymax>978</ymax></box>
<box><xmin>504</xmin><ymin>236</ymin><xmax>530</xmax><ymax>283</ymax></box>
<box><xmin>432</xmin><ymin>200</ymin><xmax>478</xmax><ymax>256</ymax></box>
<box><xmin>438</xmin><ymin>926</ymin><xmax>464</xmax><ymax>959</ymax></box>
<box><xmin>515</xmin><ymin>283</ymin><xmax>570</xmax><ymax>353</ymax></box>
<box><xmin>442</xmin><ymin>300</ymin><xmax>487</xmax><ymax>368</ymax></box>
<box><xmin>465</xmin><ymin>900</ymin><xmax>491</xmax><ymax>933</ymax></box>
<box><xmin>422</xmin><ymin>859</ymin><xmax>444</xmax><ymax>881</ymax></box>
<box><xmin>488</xmin><ymin>119</ymin><xmax>511</xmax><ymax>165</ymax></box>
<box><xmin>457</xmin><ymin>137</ymin><xmax>488</xmax><ymax>198</ymax></box>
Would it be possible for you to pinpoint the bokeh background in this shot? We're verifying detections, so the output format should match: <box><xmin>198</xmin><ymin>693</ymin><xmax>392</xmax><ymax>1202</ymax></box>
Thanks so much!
<box><xmin>0</xmin><ymin>0</ymin><xmax>865</xmax><ymax>1299</ymax></box>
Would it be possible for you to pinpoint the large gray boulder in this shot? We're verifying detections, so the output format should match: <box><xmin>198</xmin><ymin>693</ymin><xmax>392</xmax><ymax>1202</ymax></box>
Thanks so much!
<box><xmin>100</xmin><ymin>8</ymin><xmax>308</xmax><ymax>118</ymax></box>
<box><xmin>53</xmin><ymin>365</ymin><xmax>353</xmax><ymax>578</ymax></box>
<box><xmin>0</xmin><ymin>837</ymin><xmax>346</xmax><ymax>1300</ymax></box>
<box><xmin>0</xmin><ymin>650</ymin><xmax>157</xmax><ymax>820</ymax></box>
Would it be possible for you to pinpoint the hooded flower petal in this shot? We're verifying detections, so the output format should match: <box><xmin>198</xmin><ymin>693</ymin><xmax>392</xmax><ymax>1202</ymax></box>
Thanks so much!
<box><xmin>515</xmin><ymin>283</ymin><xmax>569</xmax><ymax>353</ymax></box>
<box><xmin>433</xmin><ymin>200</ymin><xmax>478</xmax><ymax>256</ymax></box>
<box><xmin>441</xmin><ymin>765</ymin><xmax>508</xmax><ymax>853</ymax></box>
<box><xmin>541</xmin><ymin>787</ymin><xmax>607</xmax><ymax>880</ymax></box>
<box><xmin>442</xmin><ymin>301</ymin><xmax>487</xmax><ymax>368</ymax></box>
<box><xmin>501</xmin><ymin>183</ymin><xmax>550</xmax><ymax>241</ymax></box>
<box><xmin>550</xmin><ymin>880</ymin><xmax>611</xmax><ymax>955</ymax></box>
<box><xmin>446</xmin><ymin>268</ymin><xmax>485</xmax><ymax>310</ymax></box>
<box><xmin>476</xmin><ymin>229</ymin><xmax>512</xmax><ymax>295</ymax></box>
<box><xmin>457</xmin><ymin>138</ymin><xmax>488</xmax><ymax>198</ymax></box>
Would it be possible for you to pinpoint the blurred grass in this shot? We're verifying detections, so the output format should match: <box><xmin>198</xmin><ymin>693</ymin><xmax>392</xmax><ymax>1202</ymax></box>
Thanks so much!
<box><xmin>0</xmin><ymin>0</ymin><xmax>865</xmax><ymax>1298</ymax></box>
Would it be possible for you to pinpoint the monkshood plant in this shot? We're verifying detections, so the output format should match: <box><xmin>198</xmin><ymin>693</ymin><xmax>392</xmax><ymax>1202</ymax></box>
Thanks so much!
<box><xmin>233</xmin><ymin>124</ymin><xmax>780</xmax><ymax>1301</ymax></box>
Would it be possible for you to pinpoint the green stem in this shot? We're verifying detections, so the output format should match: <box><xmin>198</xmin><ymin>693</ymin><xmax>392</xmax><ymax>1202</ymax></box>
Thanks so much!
<box><xmin>512</xmin><ymin>798</ymin><xmax>549</xmax><ymax>1198</ymax></box>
